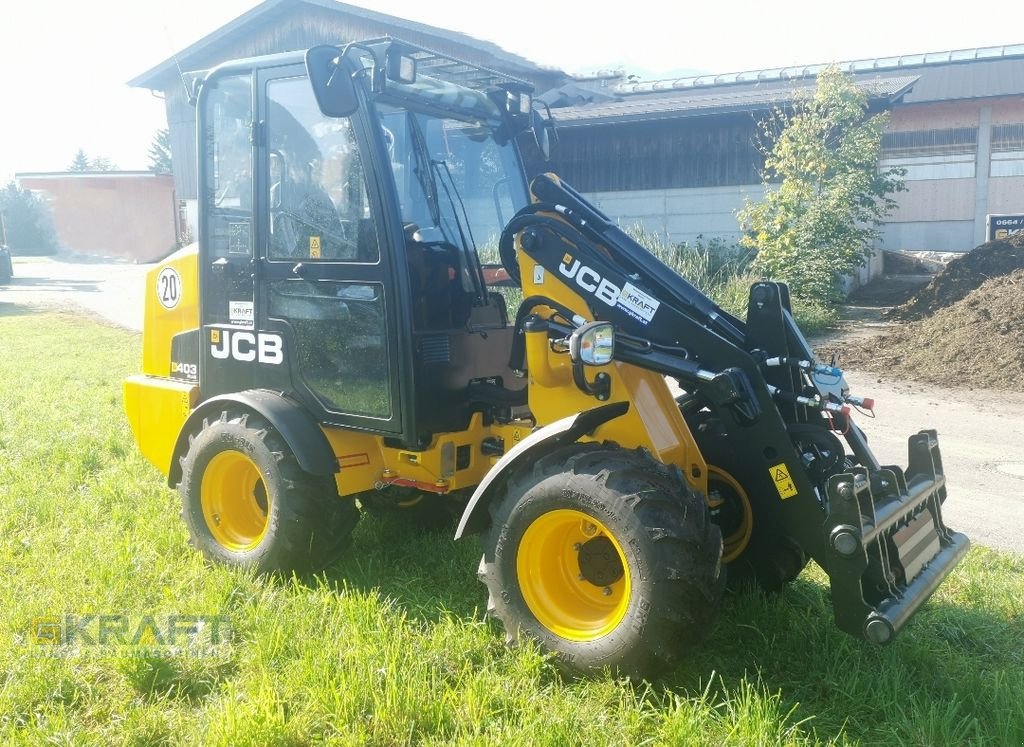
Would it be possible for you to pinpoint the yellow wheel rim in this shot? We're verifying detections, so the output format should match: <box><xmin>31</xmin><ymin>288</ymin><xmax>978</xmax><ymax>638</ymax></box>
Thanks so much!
<box><xmin>516</xmin><ymin>509</ymin><xmax>631</xmax><ymax>642</ymax></box>
<box><xmin>708</xmin><ymin>466</ymin><xmax>753</xmax><ymax>563</ymax></box>
<box><xmin>200</xmin><ymin>451</ymin><xmax>269</xmax><ymax>552</ymax></box>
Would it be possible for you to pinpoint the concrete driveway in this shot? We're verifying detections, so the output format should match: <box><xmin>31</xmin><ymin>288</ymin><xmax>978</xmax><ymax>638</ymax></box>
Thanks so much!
<box><xmin>0</xmin><ymin>256</ymin><xmax>148</xmax><ymax>330</ymax></box>
<box><xmin>840</xmin><ymin>370</ymin><xmax>1024</xmax><ymax>555</ymax></box>
<box><xmin>2</xmin><ymin>256</ymin><xmax>1020</xmax><ymax>553</ymax></box>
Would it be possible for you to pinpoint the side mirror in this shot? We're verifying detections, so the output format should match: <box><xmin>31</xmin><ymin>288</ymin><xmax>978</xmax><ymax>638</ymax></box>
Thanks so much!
<box><xmin>569</xmin><ymin>322</ymin><xmax>615</xmax><ymax>366</ymax></box>
<box><xmin>305</xmin><ymin>45</ymin><xmax>360</xmax><ymax>118</ymax></box>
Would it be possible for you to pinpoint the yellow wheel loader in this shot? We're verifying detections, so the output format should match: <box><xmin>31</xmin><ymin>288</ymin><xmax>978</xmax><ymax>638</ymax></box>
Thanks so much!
<box><xmin>124</xmin><ymin>39</ymin><xmax>968</xmax><ymax>678</ymax></box>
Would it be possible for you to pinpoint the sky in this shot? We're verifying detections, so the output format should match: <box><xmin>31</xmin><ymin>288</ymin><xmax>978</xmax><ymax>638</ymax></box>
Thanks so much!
<box><xmin>1</xmin><ymin>0</ymin><xmax>1022</xmax><ymax>182</ymax></box>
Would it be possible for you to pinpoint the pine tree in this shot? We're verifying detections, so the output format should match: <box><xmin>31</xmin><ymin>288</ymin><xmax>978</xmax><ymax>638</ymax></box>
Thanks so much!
<box><xmin>148</xmin><ymin>129</ymin><xmax>173</xmax><ymax>174</ymax></box>
<box><xmin>68</xmin><ymin>149</ymin><xmax>90</xmax><ymax>172</ymax></box>
<box><xmin>89</xmin><ymin>156</ymin><xmax>116</xmax><ymax>172</ymax></box>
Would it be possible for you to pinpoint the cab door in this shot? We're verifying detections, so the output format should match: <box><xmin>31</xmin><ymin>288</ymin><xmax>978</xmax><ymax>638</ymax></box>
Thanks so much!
<box><xmin>254</xmin><ymin>66</ymin><xmax>411</xmax><ymax>438</ymax></box>
<box><xmin>197</xmin><ymin>67</ymin><xmax>266</xmax><ymax>395</ymax></box>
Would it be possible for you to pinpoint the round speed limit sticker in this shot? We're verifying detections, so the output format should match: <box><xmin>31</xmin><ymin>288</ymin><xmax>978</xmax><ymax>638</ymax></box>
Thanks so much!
<box><xmin>157</xmin><ymin>267</ymin><xmax>182</xmax><ymax>310</ymax></box>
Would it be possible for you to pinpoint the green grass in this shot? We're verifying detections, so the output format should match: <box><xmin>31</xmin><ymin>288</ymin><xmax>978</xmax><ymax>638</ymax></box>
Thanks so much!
<box><xmin>627</xmin><ymin>228</ymin><xmax>839</xmax><ymax>336</ymax></box>
<box><xmin>1</xmin><ymin>309</ymin><xmax>1022</xmax><ymax>745</ymax></box>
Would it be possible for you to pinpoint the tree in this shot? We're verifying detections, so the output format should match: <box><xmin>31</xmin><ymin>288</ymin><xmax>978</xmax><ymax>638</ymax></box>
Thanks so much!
<box><xmin>737</xmin><ymin>66</ymin><xmax>905</xmax><ymax>301</ymax></box>
<box><xmin>148</xmin><ymin>128</ymin><xmax>173</xmax><ymax>174</ymax></box>
<box><xmin>68</xmin><ymin>149</ymin><xmax>90</xmax><ymax>172</ymax></box>
<box><xmin>68</xmin><ymin>150</ymin><xmax>117</xmax><ymax>172</ymax></box>
<box><xmin>89</xmin><ymin>156</ymin><xmax>116</xmax><ymax>171</ymax></box>
<box><xmin>0</xmin><ymin>181</ymin><xmax>59</xmax><ymax>253</ymax></box>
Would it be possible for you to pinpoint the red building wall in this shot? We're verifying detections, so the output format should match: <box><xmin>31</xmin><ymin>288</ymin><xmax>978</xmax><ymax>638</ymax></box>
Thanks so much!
<box><xmin>17</xmin><ymin>172</ymin><xmax>177</xmax><ymax>263</ymax></box>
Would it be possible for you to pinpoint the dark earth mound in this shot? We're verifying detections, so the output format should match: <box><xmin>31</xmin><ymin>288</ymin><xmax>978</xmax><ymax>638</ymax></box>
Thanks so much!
<box><xmin>842</xmin><ymin>269</ymin><xmax>1024</xmax><ymax>391</ymax></box>
<box><xmin>885</xmin><ymin>232</ymin><xmax>1024</xmax><ymax>321</ymax></box>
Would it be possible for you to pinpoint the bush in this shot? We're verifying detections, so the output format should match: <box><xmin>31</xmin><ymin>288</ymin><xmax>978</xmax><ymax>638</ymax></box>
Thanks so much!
<box><xmin>0</xmin><ymin>181</ymin><xmax>59</xmax><ymax>255</ymax></box>
<box><xmin>629</xmin><ymin>227</ymin><xmax>837</xmax><ymax>334</ymax></box>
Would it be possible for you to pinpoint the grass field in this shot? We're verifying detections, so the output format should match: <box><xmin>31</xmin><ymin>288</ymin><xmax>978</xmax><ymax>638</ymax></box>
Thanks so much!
<box><xmin>1</xmin><ymin>309</ymin><xmax>1022</xmax><ymax>746</ymax></box>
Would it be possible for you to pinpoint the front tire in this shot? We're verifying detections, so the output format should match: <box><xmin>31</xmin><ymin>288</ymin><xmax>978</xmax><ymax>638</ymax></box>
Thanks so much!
<box><xmin>479</xmin><ymin>444</ymin><xmax>724</xmax><ymax>679</ymax></box>
<box><xmin>178</xmin><ymin>409</ymin><xmax>359</xmax><ymax>574</ymax></box>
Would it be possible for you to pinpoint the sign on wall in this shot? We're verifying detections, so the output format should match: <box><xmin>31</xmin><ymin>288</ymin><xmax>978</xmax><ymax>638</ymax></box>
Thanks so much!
<box><xmin>986</xmin><ymin>214</ymin><xmax>1024</xmax><ymax>242</ymax></box>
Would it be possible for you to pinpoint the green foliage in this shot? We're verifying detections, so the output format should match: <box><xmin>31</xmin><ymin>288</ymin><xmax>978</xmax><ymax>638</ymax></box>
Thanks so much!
<box><xmin>0</xmin><ymin>181</ymin><xmax>58</xmax><ymax>254</ymax></box>
<box><xmin>88</xmin><ymin>156</ymin><xmax>116</xmax><ymax>172</ymax></box>
<box><xmin>629</xmin><ymin>227</ymin><xmax>837</xmax><ymax>334</ymax></box>
<box><xmin>68</xmin><ymin>148</ymin><xmax>90</xmax><ymax>172</ymax></box>
<box><xmin>148</xmin><ymin>129</ymin><xmax>173</xmax><ymax>175</ymax></box>
<box><xmin>68</xmin><ymin>149</ymin><xmax>117</xmax><ymax>172</ymax></box>
<box><xmin>737</xmin><ymin>66</ymin><xmax>905</xmax><ymax>301</ymax></box>
<box><xmin>631</xmin><ymin>228</ymin><xmax>753</xmax><ymax>294</ymax></box>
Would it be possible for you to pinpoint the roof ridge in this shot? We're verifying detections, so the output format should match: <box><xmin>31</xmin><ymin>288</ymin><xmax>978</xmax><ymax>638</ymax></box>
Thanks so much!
<box><xmin>129</xmin><ymin>0</ymin><xmax>561</xmax><ymax>88</ymax></box>
<box><xmin>615</xmin><ymin>42</ymin><xmax>1024</xmax><ymax>96</ymax></box>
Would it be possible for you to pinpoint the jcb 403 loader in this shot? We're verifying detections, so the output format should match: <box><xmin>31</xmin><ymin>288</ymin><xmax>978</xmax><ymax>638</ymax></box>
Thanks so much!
<box><xmin>124</xmin><ymin>39</ymin><xmax>968</xmax><ymax>677</ymax></box>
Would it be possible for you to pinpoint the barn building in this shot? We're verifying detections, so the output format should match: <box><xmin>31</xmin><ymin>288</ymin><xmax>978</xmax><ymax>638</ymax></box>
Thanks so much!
<box><xmin>546</xmin><ymin>45</ymin><xmax>1024</xmax><ymax>269</ymax></box>
<box><xmin>131</xmin><ymin>2</ymin><xmax>1024</xmax><ymax>271</ymax></box>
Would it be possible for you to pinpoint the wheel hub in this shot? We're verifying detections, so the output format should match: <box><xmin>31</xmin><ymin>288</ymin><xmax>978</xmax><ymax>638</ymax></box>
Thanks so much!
<box><xmin>577</xmin><ymin>535</ymin><xmax>624</xmax><ymax>587</ymax></box>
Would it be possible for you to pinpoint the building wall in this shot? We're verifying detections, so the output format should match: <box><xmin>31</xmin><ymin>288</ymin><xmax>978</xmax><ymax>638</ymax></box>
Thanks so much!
<box><xmin>584</xmin><ymin>184</ymin><xmax>764</xmax><ymax>245</ymax></box>
<box><xmin>569</xmin><ymin>94</ymin><xmax>1024</xmax><ymax>264</ymax></box>
<box><xmin>881</xmin><ymin>97</ymin><xmax>1024</xmax><ymax>249</ymax></box>
<box><xmin>987</xmin><ymin>99</ymin><xmax>1024</xmax><ymax>219</ymax></box>
<box><xmin>17</xmin><ymin>174</ymin><xmax>177</xmax><ymax>262</ymax></box>
<box><xmin>554</xmin><ymin>115</ymin><xmax>763</xmax><ymax>192</ymax></box>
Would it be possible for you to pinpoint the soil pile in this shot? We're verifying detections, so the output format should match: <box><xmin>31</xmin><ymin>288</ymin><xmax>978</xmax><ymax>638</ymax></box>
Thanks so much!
<box><xmin>842</xmin><ymin>269</ymin><xmax>1024</xmax><ymax>390</ymax></box>
<box><xmin>886</xmin><ymin>232</ymin><xmax>1024</xmax><ymax>321</ymax></box>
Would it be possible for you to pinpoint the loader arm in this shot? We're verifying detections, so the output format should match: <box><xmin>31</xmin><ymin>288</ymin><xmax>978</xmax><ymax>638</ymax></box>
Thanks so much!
<box><xmin>501</xmin><ymin>173</ymin><xmax>967</xmax><ymax>644</ymax></box>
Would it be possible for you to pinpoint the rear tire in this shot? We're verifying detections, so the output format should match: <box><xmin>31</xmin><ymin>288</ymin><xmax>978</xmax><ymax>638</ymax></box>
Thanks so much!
<box><xmin>694</xmin><ymin>415</ymin><xmax>808</xmax><ymax>592</ymax></box>
<box><xmin>479</xmin><ymin>443</ymin><xmax>724</xmax><ymax>679</ymax></box>
<box><xmin>178</xmin><ymin>409</ymin><xmax>359</xmax><ymax>574</ymax></box>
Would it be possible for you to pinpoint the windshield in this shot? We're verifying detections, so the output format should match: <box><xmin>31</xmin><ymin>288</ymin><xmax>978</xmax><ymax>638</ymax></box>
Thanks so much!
<box><xmin>378</xmin><ymin>105</ymin><xmax>527</xmax><ymax>266</ymax></box>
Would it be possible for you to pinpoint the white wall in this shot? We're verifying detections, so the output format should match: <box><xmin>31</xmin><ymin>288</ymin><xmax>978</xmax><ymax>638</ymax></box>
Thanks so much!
<box><xmin>584</xmin><ymin>185</ymin><xmax>764</xmax><ymax>245</ymax></box>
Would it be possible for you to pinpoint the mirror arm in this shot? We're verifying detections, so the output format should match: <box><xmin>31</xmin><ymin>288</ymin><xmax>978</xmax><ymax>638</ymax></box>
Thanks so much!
<box><xmin>537</xmin><ymin>100</ymin><xmax>559</xmax><ymax>146</ymax></box>
<box><xmin>572</xmin><ymin>362</ymin><xmax>611</xmax><ymax>401</ymax></box>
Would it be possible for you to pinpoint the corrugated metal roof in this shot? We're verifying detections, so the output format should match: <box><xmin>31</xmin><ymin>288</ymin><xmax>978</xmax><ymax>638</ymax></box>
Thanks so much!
<box><xmin>898</xmin><ymin>58</ymin><xmax>1024</xmax><ymax>102</ymax></box>
<box><xmin>613</xmin><ymin>43</ymin><xmax>1024</xmax><ymax>95</ymax></box>
<box><xmin>552</xmin><ymin>75</ymin><xmax>919</xmax><ymax>128</ymax></box>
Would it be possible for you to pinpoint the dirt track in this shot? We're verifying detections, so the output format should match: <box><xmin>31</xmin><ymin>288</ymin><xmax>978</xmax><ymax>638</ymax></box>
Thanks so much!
<box><xmin>810</xmin><ymin>277</ymin><xmax>1024</xmax><ymax>554</ymax></box>
<box><xmin>839</xmin><ymin>370</ymin><xmax>1024</xmax><ymax>554</ymax></box>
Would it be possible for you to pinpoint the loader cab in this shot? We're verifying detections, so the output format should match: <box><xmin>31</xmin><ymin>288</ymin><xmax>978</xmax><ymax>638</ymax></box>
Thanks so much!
<box><xmin>195</xmin><ymin>41</ymin><xmax>534</xmax><ymax>445</ymax></box>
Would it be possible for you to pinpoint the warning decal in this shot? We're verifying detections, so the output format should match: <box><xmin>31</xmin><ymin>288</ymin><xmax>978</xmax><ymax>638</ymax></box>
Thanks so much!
<box><xmin>770</xmin><ymin>462</ymin><xmax>799</xmax><ymax>500</ymax></box>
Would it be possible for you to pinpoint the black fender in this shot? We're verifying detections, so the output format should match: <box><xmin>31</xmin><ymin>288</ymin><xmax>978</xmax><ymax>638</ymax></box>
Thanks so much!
<box><xmin>168</xmin><ymin>389</ymin><xmax>338</xmax><ymax>487</ymax></box>
<box><xmin>454</xmin><ymin>401</ymin><xmax>629</xmax><ymax>539</ymax></box>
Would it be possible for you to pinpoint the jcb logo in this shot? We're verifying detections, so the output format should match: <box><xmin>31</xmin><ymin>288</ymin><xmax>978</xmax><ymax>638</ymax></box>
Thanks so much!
<box><xmin>210</xmin><ymin>329</ymin><xmax>283</xmax><ymax>365</ymax></box>
<box><xmin>558</xmin><ymin>253</ymin><xmax>661</xmax><ymax>325</ymax></box>
<box><xmin>559</xmin><ymin>253</ymin><xmax>621</xmax><ymax>307</ymax></box>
